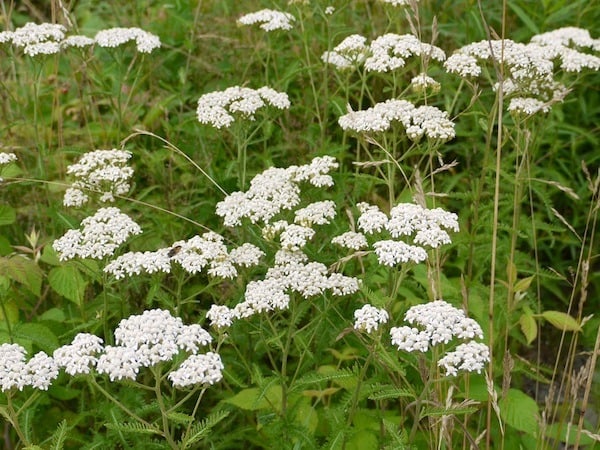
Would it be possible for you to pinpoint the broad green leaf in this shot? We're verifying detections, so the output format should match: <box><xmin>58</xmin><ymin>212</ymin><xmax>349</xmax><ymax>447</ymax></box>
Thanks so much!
<box><xmin>0</xmin><ymin>256</ymin><xmax>43</xmax><ymax>296</ymax></box>
<box><xmin>0</xmin><ymin>236</ymin><xmax>12</xmax><ymax>255</ymax></box>
<box><xmin>39</xmin><ymin>308</ymin><xmax>66</xmax><ymax>323</ymax></box>
<box><xmin>0</xmin><ymin>205</ymin><xmax>16</xmax><ymax>226</ymax></box>
<box><xmin>13</xmin><ymin>323</ymin><xmax>58</xmax><ymax>354</ymax></box>
<box><xmin>499</xmin><ymin>388</ymin><xmax>539</xmax><ymax>436</ymax></box>
<box><xmin>519</xmin><ymin>312</ymin><xmax>538</xmax><ymax>344</ymax></box>
<box><xmin>541</xmin><ymin>311</ymin><xmax>581</xmax><ymax>332</ymax></box>
<box><xmin>224</xmin><ymin>385</ymin><xmax>282</xmax><ymax>411</ymax></box>
<box><xmin>346</xmin><ymin>430</ymin><xmax>378</xmax><ymax>450</ymax></box>
<box><xmin>40</xmin><ymin>245</ymin><xmax>61</xmax><ymax>266</ymax></box>
<box><xmin>0</xmin><ymin>298</ymin><xmax>19</xmax><ymax>326</ymax></box>
<box><xmin>48</xmin><ymin>265</ymin><xmax>87</xmax><ymax>306</ymax></box>
<box><xmin>544</xmin><ymin>423</ymin><xmax>596</xmax><ymax>445</ymax></box>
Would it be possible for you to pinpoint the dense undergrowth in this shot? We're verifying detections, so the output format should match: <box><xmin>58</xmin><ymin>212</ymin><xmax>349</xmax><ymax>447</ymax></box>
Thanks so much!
<box><xmin>0</xmin><ymin>0</ymin><xmax>599</xmax><ymax>449</ymax></box>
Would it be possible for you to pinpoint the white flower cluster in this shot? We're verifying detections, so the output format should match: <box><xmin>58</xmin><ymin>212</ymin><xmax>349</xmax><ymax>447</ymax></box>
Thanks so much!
<box><xmin>445</xmin><ymin>27</ymin><xmax>600</xmax><ymax>114</ymax></box>
<box><xmin>0</xmin><ymin>22</ymin><xmax>65</xmax><ymax>56</ymax></box>
<box><xmin>365</xmin><ymin>34</ymin><xmax>446</xmax><ymax>72</ymax></box>
<box><xmin>378</xmin><ymin>0</ymin><xmax>417</xmax><ymax>5</ymax></box>
<box><xmin>238</xmin><ymin>9</ymin><xmax>295</xmax><ymax>32</ymax></box>
<box><xmin>334</xmin><ymin>201</ymin><xmax>458</xmax><ymax>267</ymax></box>
<box><xmin>216</xmin><ymin>156</ymin><xmax>338</xmax><ymax>227</ymax></box>
<box><xmin>390</xmin><ymin>300</ymin><xmax>489</xmax><ymax>376</ymax></box>
<box><xmin>411</xmin><ymin>73</ymin><xmax>441</xmax><ymax>93</ymax></box>
<box><xmin>0</xmin><ymin>152</ymin><xmax>17</xmax><ymax>165</ymax></box>
<box><xmin>294</xmin><ymin>200</ymin><xmax>337</xmax><ymax>226</ymax></box>
<box><xmin>94</xmin><ymin>27</ymin><xmax>161</xmax><ymax>53</ymax></box>
<box><xmin>0</xmin><ymin>23</ymin><xmax>160</xmax><ymax>56</ymax></box>
<box><xmin>52</xmin><ymin>207</ymin><xmax>142</xmax><ymax>261</ymax></box>
<box><xmin>103</xmin><ymin>248</ymin><xmax>172</xmax><ymax>279</ymax></box>
<box><xmin>321</xmin><ymin>34</ymin><xmax>369</xmax><ymax>70</ymax></box>
<box><xmin>63</xmin><ymin>149</ymin><xmax>134</xmax><ymax>207</ymax></box>
<box><xmin>196</xmin><ymin>86</ymin><xmax>290</xmax><ymax>129</ymax></box>
<box><xmin>323</xmin><ymin>33</ymin><xmax>445</xmax><ymax>72</ymax></box>
<box><xmin>338</xmin><ymin>99</ymin><xmax>455</xmax><ymax>141</ymax></box>
<box><xmin>0</xmin><ymin>344</ymin><xmax>59</xmax><ymax>392</ymax></box>
<box><xmin>95</xmin><ymin>309</ymin><xmax>218</xmax><ymax>386</ymax></box>
<box><xmin>53</xmin><ymin>333</ymin><xmax>104</xmax><ymax>375</ymax></box>
<box><xmin>104</xmin><ymin>233</ymin><xmax>264</xmax><ymax>280</ymax></box>
<box><xmin>507</xmin><ymin>97</ymin><xmax>551</xmax><ymax>116</ymax></box>
<box><xmin>0</xmin><ymin>311</ymin><xmax>221</xmax><ymax>392</ymax></box>
<box><xmin>331</xmin><ymin>231</ymin><xmax>368</xmax><ymax>250</ymax></box>
<box><xmin>353</xmin><ymin>304</ymin><xmax>389</xmax><ymax>333</ymax></box>
<box><xmin>168</xmin><ymin>352</ymin><xmax>224</xmax><ymax>388</ymax></box>
<box><xmin>207</xmin><ymin>249</ymin><xmax>360</xmax><ymax>327</ymax></box>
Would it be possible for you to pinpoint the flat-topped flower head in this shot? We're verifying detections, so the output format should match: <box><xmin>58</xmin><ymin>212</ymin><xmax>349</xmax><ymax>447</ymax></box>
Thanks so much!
<box><xmin>321</xmin><ymin>34</ymin><xmax>369</xmax><ymax>69</ymax></box>
<box><xmin>357</xmin><ymin>202</ymin><xmax>389</xmax><ymax>234</ymax></box>
<box><xmin>378</xmin><ymin>0</ymin><xmax>418</xmax><ymax>5</ymax></box>
<box><xmin>332</xmin><ymin>231</ymin><xmax>368</xmax><ymax>250</ymax></box>
<box><xmin>354</xmin><ymin>304</ymin><xmax>389</xmax><ymax>333</ymax></box>
<box><xmin>339</xmin><ymin>99</ymin><xmax>454</xmax><ymax>141</ymax></box>
<box><xmin>52</xmin><ymin>207</ymin><xmax>142</xmax><ymax>261</ymax></box>
<box><xmin>64</xmin><ymin>149</ymin><xmax>134</xmax><ymax>207</ymax></box>
<box><xmin>104</xmin><ymin>248</ymin><xmax>172</xmax><ymax>279</ymax></box>
<box><xmin>0</xmin><ymin>343</ymin><xmax>28</xmax><ymax>392</ymax></box>
<box><xmin>391</xmin><ymin>300</ymin><xmax>489</xmax><ymax>376</ymax></box>
<box><xmin>411</xmin><ymin>73</ymin><xmax>441</xmax><ymax>93</ymax></box>
<box><xmin>530</xmin><ymin>27</ymin><xmax>599</xmax><ymax>49</ymax></box>
<box><xmin>373</xmin><ymin>240</ymin><xmax>428</xmax><ymax>266</ymax></box>
<box><xmin>0</xmin><ymin>152</ymin><xmax>17</xmax><ymax>165</ymax></box>
<box><xmin>391</xmin><ymin>300</ymin><xmax>484</xmax><ymax>351</ymax></box>
<box><xmin>53</xmin><ymin>333</ymin><xmax>104</xmax><ymax>376</ymax></box>
<box><xmin>197</xmin><ymin>86</ymin><xmax>290</xmax><ymax>129</ymax></box>
<box><xmin>508</xmin><ymin>97</ymin><xmax>551</xmax><ymax>116</ymax></box>
<box><xmin>365</xmin><ymin>33</ymin><xmax>445</xmax><ymax>73</ymax></box>
<box><xmin>168</xmin><ymin>352</ymin><xmax>224</xmax><ymax>388</ymax></box>
<box><xmin>114</xmin><ymin>309</ymin><xmax>211</xmax><ymax>366</ymax></box>
<box><xmin>238</xmin><ymin>9</ymin><xmax>295</xmax><ymax>31</ymax></box>
<box><xmin>8</xmin><ymin>22</ymin><xmax>66</xmax><ymax>47</ymax></box>
<box><xmin>94</xmin><ymin>27</ymin><xmax>160</xmax><ymax>53</ymax></box>
<box><xmin>437</xmin><ymin>341</ymin><xmax>490</xmax><ymax>376</ymax></box>
<box><xmin>216</xmin><ymin>157</ymin><xmax>337</xmax><ymax>227</ymax></box>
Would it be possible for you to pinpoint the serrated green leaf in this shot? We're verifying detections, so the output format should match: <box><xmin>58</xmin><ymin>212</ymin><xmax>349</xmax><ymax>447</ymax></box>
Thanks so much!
<box><xmin>368</xmin><ymin>388</ymin><xmax>413</xmax><ymax>401</ymax></box>
<box><xmin>224</xmin><ymin>385</ymin><xmax>281</xmax><ymax>411</ymax></box>
<box><xmin>0</xmin><ymin>205</ymin><xmax>16</xmax><ymax>226</ymax></box>
<box><xmin>166</xmin><ymin>412</ymin><xmax>194</xmax><ymax>424</ymax></box>
<box><xmin>48</xmin><ymin>265</ymin><xmax>87</xmax><ymax>306</ymax></box>
<box><xmin>519</xmin><ymin>312</ymin><xmax>538</xmax><ymax>344</ymax></box>
<box><xmin>499</xmin><ymin>388</ymin><xmax>539</xmax><ymax>436</ymax></box>
<box><xmin>0</xmin><ymin>298</ymin><xmax>19</xmax><ymax>326</ymax></box>
<box><xmin>180</xmin><ymin>410</ymin><xmax>229</xmax><ymax>449</ymax></box>
<box><xmin>40</xmin><ymin>245</ymin><xmax>61</xmax><ymax>266</ymax></box>
<box><xmin>13</xmin><ymin>323</ymin><xmax>58</xmax><ymax>353</ymax></box>
<box><xmin>0</xmin><ymin>256</ymin><xmax>43</xmax><ymax>296</ymax></box>
<box><xmin>104</xmin><ymin>422</ymin><xmax>162</xmax><ymax>435</ymax></box>
<box><xmin>541</xmin><ymin>311</ymin><xmax>581</xmax><ymax>332</ymax></box>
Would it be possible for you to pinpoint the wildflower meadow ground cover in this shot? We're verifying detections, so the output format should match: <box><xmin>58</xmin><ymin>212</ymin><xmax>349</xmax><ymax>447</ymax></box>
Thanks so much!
<box><xmin>0</xmin><ymin>0</ymin><xmax>599</xmax><ymax>448</ymax></box>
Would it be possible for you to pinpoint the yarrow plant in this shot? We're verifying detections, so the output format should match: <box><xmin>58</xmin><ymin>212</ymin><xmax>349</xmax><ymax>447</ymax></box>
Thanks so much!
<box><xmin>63</xmin><ymin>149</ymin><xmax>134</xmax><ymax>207</ymax></box>
<box><xmin>196</xmin><ymin>85</ymin><xmax>290</xmax><ymax>129</ymax></box>
<box><xmin>390</xmin><ymin>300</ymin><xmax>489</xmax><ymax>376</ymax></box>
<box><xmin>52</xmin><ymin>207</ymin><xmax>142</xmax><ymax>261</ymax></box>
<box><xmin>444</xmin><ymin>26</ymin><xmax>600</xmax><ymax>115</ymax></box>
<box><xmin>338</xmin><ymin>99</ymin><xmax>455</xmax><ymax>141</ymax></box>
<box><xmin>0</xmin><ymin>22</ymin><xmax>160</xmax><ymax>56</ymax></box>
<box><xmin>1</xmin><ymin>2</ymin><xmax>599</xmax><ymax>449</ymax></box>
<box><xmin>237</xmin><ymin>9</ymin><xmax>296</xmax><ymax>32</ymax></box>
